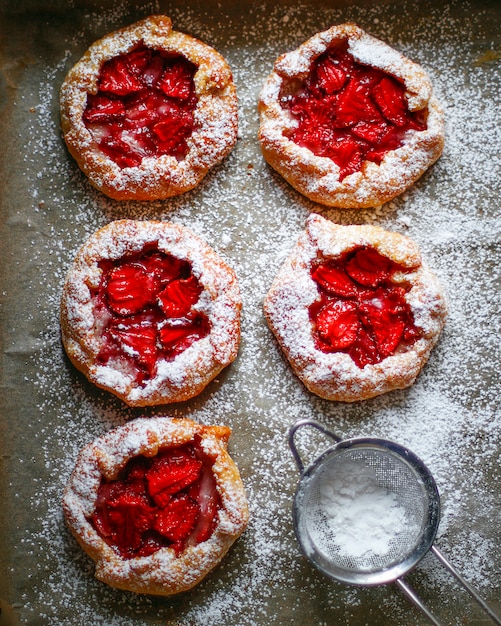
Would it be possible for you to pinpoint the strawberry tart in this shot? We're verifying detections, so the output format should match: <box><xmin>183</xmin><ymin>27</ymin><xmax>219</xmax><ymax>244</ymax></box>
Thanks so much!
<box><xmin>264</xmin><ymin>214</ymin><xmax>447</xmax><ymax>401</ymax></box>
<box><xmin>258</xmin><ymin>23</ymin><xmax>444</xmax><ymax>208</ymax></box>
<box><xmin>60</xmin><ymin>220</ymin><xmax>241</xmax><ymax>406</ymax></box>
<box><xmin>63</xmin><ymin>417</ymin><xmax>249</xmax><ymax>595</ymax></box>
<box><xmin>60</xmin><ymin>15</ymin><xmax>238</xmax><ymax>200</ymax></box>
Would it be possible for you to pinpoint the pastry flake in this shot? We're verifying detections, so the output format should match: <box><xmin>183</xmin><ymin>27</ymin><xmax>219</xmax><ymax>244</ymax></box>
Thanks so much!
<box><xmin>60</xmin><ymin>220</ymin><xmax>241</xmax><ymax>406</ymax></box>
<box><xmin>60</xmin><ymin>15</ymin><xmax>238</xmax><ymax>200</ymax></box>
<box><xmin>62</xmin><ymin>417</ymin><xmax>249</xmax><ymax>595</ymax></box>
<box><xmin>258</xmin><ymin>23</ymin><xmax>445</xmax><ymax>208</ymax></box>
<box><xmin>263</xmin><ymin>214</ymin><xmax>447</xmax><ymax>401</ymax></box>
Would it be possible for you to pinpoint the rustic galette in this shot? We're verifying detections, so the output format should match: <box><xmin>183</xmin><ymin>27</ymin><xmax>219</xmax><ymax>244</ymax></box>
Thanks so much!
<box><xmin>258</xmin><ymin>23</ymin><xmax>444</xmax><ymax>208</ymax></box>
<box><xmin>264</xmin><ymin>214</ymin><xmax>447</xmax><ymax>401</ymax></box>
<box><xmin>60</xmin><ymin>220</ymin><xmax>241</xmax><ymax>406</ymax></box>
<box><xmin>60</xmin><ymin>15</ymin><xmax>238</xmax><ymax>200</ymax></box>
<box><xmin>63</xmin><ymin>417</ymin><xmax>249</xmax><ymax>595</ymax></box>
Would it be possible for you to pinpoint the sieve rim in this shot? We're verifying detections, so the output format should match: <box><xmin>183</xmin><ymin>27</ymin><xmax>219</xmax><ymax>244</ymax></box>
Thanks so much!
<box><xmin>292</xmin><ymin>437</ymin><xmax>441</xmax><ymax>587</ymax></box>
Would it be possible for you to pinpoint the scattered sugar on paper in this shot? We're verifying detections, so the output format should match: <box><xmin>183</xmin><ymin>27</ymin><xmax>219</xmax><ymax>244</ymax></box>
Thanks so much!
<box><xmin>7</xmin><ymin>0</ymin><xmax>500</xmax><ymax>625</ymax></box>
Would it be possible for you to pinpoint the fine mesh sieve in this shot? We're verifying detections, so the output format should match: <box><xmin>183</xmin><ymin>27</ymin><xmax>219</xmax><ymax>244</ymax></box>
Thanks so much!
<box><xmin>295</xmin><ymin>443</ymin><xmax>437</xmax><ymax>584</ymax></box>
<box><xmin>289</xmin><ymin>419</ymin><xmax>501</xmax><ymax>626</ymax></box>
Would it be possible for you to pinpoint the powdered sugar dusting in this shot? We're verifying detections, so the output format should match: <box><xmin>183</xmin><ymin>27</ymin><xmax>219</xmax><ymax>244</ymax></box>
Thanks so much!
<box><xmin>60</xmin><ymin>219</ymin><xmax>241</xmax><ymax>406</ymax></box>
<box><xmin>263</xmin><ymin>215</ymin><xmax>447</xmax><ymax>402</ymax></box>
<box><xmin>312</xmin><ymin>458</ymin><xmax>414</xmax><ymax>562</ymax></box>
<box><xmin>62</xmin><ymin>417</ymin><xmax>248</xmax><ymax>596</ymax></box>
<box><xmin>258</xmin><ymin>22</ymin><xmax>445</xmax><ymax>208</ymax></box>
<box><xmin>60</xmin><ymin>14</ymin><xmax>238</xmax><ymax>200</ymax></box>
<box><xmin>3</xmin><ymin>0</ymin><xmax>500</xmax><ymax>625</ymax></box>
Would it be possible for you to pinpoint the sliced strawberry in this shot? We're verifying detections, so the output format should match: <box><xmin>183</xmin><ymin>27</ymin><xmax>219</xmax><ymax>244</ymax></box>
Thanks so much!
<box><xmin>292</xmin><ymin>123</ymin><xmax>338</xmax><ymax>158</ymax></box>
<box><xmin>135</xmin><ymin>533</ymin><xmax>167</xmax><ymax>558</ymax></box>
<box><xmin>106</xmin><ymin>263</ymin><xmax>160</xmax><ymax>315</ymax></box>
<box><xmin>187</xmin><ymin>467</ymin><xmax>221</xmax><ymax>545</ymax></box>
<box><xmin>351</xmin><ymin>119</ymin><xmax>391</xmax><ymax>145</ymax></box>
<box><xmin>141</xmin><ymin>251</ymin><xmax>189</xmax><ymax>284</ymax></box>
<box><xmin>403</xmin><ymin>324</ymin><xmax>422</xmax><ymax>343</ymax></box>
<box><xmin>154</xmin><ymin>494</ymin><xmax>200</xmax><ymax>554</ymax></box>
<box><xmin>372</xmin><ymin>76</ymin><xmax>408</xmax><ymax>127</ymax></box>
<box><xmin>315</xmin><ymin>300</ymin><xmax>359</xmax><ymax>350</ymax></box>
<box><xmin>158</xmin><ymin>316</ymin><xmax>210</xmax><ymax>354</ymax></box>
<box><xmin>123</xmin><ymin>92</ymin><xmax>165</xmax><ymax>126</ymax></box>
<box><xmin>92</xmin><ymin>466</ymin><xmax>151</xmax><ymax>535</ymax></box>
<box><xmin>335</xmin><ymin>78</ymin><xmax>382</xmax><ymax>127</ymax></box>
<box><xmin>345</xmin><ymin>248</ymin><xmax>393</xmax><ymax>287</ymax></box>
<box><xmin>158</xmin><ymin>323</ymin><xmax>195</xmax><ymax>349</ymax></box>
<box><xmin>123</xmin><ymin>47</ymin><xmax>152</xmax><ymax>77</ymax></box>
<box><xmin>92</xmin><ymin>482</ymin><xmax>127</xmax><ymax>538</ymax></box>
<box><xmin>349</xmin><ymin>325</ymin><xmax>380</xmax><ymax>368</ymax></box>
<box><xmin>315</xmin><ymin>54</ymin><xmax>347</xmax><ymax>94</ymax></box>
<box><xmin>359</xmin><ymin>297</ymin><xmax>405</xmax><ymax>357</ymax></box>
<box><xmin>106</xmin><ymin>491</ymin><xmax>155</xmax><ymax>556</ymax></box>
<box><xmin>365</xmin><ymin>121</ymin><xmax>417</xmax><ymax>163</ymax></box>
<box><xmin>139</xmin><ymin>51</ymin><xmax>165</xmax><ymax>88</ymax></box>
<box><xmin>375</xmin><ymin>316</ymin><xmax>405</xmax><ymax>357</ymax></box>
<box><xmin>152</xmin><ymin>116</ymin><xmax>181</xmax><ymax>143</ymax></box>
<box><xmin>83</xmin><ymin>95</ymin><xmax>125</xmax><ymax>123</ymax></box>
<box><xmin>99</xmin><ymin>133</ymin><xmax>144</xmax><ymax>168</ymax></box>
<box><xmin>379</xmin><ymin>286</ymin><xmax>409</xmax><ymax>316</ymax></box>
<box><xmin>146</xmin><ymin>448</ymin><xmax>202</xmax><ymax>507</ymax></box>
<box><xmin>327</xmin><ymin>134</ymin><xmax>365</xmax><ymax>180</ymax></box>
<box><xmin>291</xmin><ymin>93</ymin><xmax>338</xmax><ymax>125</ymax></box>
<box><xmin>99</xmin><ymin>56</ymin><xmax>145</xmax><ymax>96</ymax></box>
<box><xmin>311</xmin><ymin>262</ymin><xmax>358</xmax><ymax>297</ymax></box>
<box><xmin>108</xmin><ymin>324</ymin><xmax>158</xmax><ymax>376</ymax></box>
<box><xmin>158</xmin><ymin>275</ymin><xmax>203</xmax><ymax>317</ymax></box>
<box><xmin>365</xmin><ymin>147</ymin><xmax>389</xmax><ymax>164</ymax></box>
<box><xmin>153</xmin><ymin>109</ymin><xmax>194</xmax><ymax>157</ymax></box>
<box><xmin>122</xmin><ymin>128</ymin><xmax>158</xmax><ymax>161</ymax></box>
<box><xmin>158</xmin><ymin>58</ymin><xmax>196</xmax><ymax>100</ymax></box>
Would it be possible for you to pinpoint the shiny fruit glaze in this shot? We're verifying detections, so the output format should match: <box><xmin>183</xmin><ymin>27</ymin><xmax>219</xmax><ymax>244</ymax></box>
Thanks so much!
<box><xmin>91</xmin><ymin>439</ymin><xmax>221</xmax><ymax>558</ymax></box>
<box><xmin>281</xmin><ymin>44</ymin><xmax>427</xmax><ymax>180</ymax></box>
<box><xmin>309</xmin><ymin>247</ymin><xmax>422</xmax><ymax>367</ymax></box>
<box><xmin>83</xmin><ymin>46</ymin><xmax>198</xmax><ymax>167</ymax></box>
<box><xmin>93</xmin><ymin>246</ymin><xmax>210</xmax><ymax>385</ymax></box>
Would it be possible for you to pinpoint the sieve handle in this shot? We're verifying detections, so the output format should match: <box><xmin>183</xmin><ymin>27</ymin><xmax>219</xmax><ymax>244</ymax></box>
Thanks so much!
<box><xmin>430</xmin><ymin>545</ymin><xmax>501</xmax><ymax>625</ymax></box>
<box><xmin>395</xmin><ymin>548</ymin><xmax>501</xmax><ymax>626</ymax></box>
<box><xmin>288</xmin><ymin>418</ymin><xmax>341</xmax><ymax>473</ymax></box>
<box><xmin>395</xmin><ymin>578</ymin><xmax>443</xmax><ymax>625</ymax></box>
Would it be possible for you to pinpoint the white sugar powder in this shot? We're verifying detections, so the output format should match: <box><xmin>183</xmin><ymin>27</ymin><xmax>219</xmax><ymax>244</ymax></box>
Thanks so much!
<box><xmin>5</xmin><ymin>0</ymin><xmax>500</xmax><ymax>625</ymax></box>
<box><xmin>316</xmin><ymin>460</ymin><xmax>409</xmax><ymax>560</ymax></box>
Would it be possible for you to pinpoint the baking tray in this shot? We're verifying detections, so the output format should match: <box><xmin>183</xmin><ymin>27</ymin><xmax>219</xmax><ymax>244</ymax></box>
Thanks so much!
<box><xmin>0</xmin><ymin>0</ymin><xmax>500</xmax><ymax>624</ymax></box>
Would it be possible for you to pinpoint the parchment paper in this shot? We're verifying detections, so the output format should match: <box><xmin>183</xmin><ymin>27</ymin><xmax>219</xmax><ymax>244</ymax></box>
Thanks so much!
<box><xmin>0</xmin><ymin>0</ymin><xmax>500</xmax><ymax>624</ymax></box>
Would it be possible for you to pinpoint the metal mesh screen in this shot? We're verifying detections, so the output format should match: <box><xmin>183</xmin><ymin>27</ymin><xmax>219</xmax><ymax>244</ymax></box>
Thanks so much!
<box><xmin>299</xmin><ymin>447</ymin><xmax>429</xmax><ymax>573</ymax></box>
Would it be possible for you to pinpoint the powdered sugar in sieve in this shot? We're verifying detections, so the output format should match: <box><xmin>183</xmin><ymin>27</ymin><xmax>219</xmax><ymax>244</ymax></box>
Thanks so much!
<box><xmin>303</xmin><ymin>450</ymin><xmax>427</xmax><ymax>572</ymax></box>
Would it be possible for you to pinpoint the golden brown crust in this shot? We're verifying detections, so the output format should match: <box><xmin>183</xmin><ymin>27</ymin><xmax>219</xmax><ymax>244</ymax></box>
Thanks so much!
<box><xmin>60</xmin><ymin>219</ymin><xmax>241</xmax><ymax>406</ymax></box>
<box><xmin>258</xmin><ymin>23</ymin><xmax>445</xmax><ymax>209</ymax></box>
<box><xmin>263</xmin><ymin>214</ymin><xmax>447</xmax><ymax>401</ymax></box>
<box><xmin>62</xmin><ymin>417</ymin><xmax>249</xmax><ymax>595</ymax></box>
<box><xmin>60</xmin><ymin>15</ymin><xmax>238</xmax><ymax>200</ymax></box>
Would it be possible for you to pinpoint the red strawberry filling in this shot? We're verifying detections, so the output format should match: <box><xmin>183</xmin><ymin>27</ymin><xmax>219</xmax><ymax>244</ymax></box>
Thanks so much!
<box><xmin>93</xmin><ymin>247</ymin><xmax>210</xmax><ymax>385</ymax></box>
<box><xmin>281</xmin><ymin>44</ymin><xmax>427</xmax><ymax>180</ymax></box>
<box><xmin>83</xmin><ymin>46</ymin><xmax>198</xmax><ymax>168</ymax></box>
<box><xmin>90</xmin><ymin>439</ymin><xmax>221</xmax><ymax>558</ymax></box>
<box><xmin>309</xmin><ymin>247</ymin><xmax>422</xmax><ymax>368</ymax></box>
